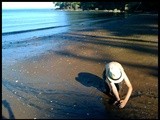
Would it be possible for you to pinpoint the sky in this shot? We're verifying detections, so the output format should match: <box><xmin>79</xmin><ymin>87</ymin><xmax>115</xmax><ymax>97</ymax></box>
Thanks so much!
<box><xmin>2</xmin><ymin>2</ymin><xmax>57</xmax><ymax>9</ymax></box>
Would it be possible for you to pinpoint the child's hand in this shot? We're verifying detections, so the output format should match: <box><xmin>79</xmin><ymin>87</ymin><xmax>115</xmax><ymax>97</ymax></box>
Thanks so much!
<box><xmin>118</xmin><ymin>100</ymin><xmax>127</xmax><ymax>108</ymax></box>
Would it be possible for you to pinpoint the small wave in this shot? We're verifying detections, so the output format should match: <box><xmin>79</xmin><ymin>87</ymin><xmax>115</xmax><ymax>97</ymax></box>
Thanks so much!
<box><xmin>2</xmin><ymin>25</ymin><xmax>70</xmax><ymax>36</ymax></box>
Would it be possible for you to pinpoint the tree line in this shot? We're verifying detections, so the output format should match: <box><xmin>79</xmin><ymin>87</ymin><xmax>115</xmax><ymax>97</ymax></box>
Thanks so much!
<box><xmin>54</xmin><ymin>2</ymin><xmax>158</xmax><ymax>12</ymax></box>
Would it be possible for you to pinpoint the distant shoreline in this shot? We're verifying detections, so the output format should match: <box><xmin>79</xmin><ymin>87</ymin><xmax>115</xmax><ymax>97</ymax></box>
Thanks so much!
<box><xmin>55</xmin><ymin>8</ymin><xmax>124</xmax><ymax>13</ymax></box>
<box><xmin>54</xmin><ymin>8</ymin><xmax>158</xmax><ymax>14</ymax></box>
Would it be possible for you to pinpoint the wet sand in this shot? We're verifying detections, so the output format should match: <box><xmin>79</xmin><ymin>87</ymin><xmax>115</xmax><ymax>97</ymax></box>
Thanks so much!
<box><xmin>2</xmin><ymin>14</ymin><xmax>158</xmax><ymax>119</ymax></box>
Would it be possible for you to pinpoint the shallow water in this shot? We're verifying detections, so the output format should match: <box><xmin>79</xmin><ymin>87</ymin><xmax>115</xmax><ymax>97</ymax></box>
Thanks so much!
<box><xmin>2</xmin><ymin>9</ymin><xmax>124</xmax><ymax>64</ymax></box>
<box><xmin>2</xmin><ymin>78</ymin><xmax>110</xmax><ymax>119</ymax></box>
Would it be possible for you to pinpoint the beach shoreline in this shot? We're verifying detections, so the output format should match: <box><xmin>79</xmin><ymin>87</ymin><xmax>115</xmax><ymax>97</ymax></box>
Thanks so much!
<box><xmin>2</xmin><ymin>13</ymin><xmax>158</xmax><ymax>119</ymax></box>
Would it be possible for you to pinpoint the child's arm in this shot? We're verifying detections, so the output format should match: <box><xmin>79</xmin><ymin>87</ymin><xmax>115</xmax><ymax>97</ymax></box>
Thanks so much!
<box><xmin>119</xmin><ymin>71</ymin><xmax>133</xmax><ymax>108</ymax></box>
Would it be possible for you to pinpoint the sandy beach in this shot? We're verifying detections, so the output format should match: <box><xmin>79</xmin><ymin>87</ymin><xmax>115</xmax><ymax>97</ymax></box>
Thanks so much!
<box><xmin>2</xmin><ymin>13</ymin><xmax>158</xmax><ymax>119</ymax></box>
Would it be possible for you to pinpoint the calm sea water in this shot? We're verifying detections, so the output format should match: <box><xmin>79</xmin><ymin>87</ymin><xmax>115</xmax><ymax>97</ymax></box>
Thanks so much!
<box><xmin>2</xmin><ymin>9</ymin><xmax>69</xmax><ymax>37</ymax></box>
<box><xmin>2</xmin><ymin>9</ymin><xmax>123</xmax><ymax>35</ymax></box>
<box><xmin>2</xmin><ymin>9</ymin><xmax>125</xmax><ymax>41</ymax></box>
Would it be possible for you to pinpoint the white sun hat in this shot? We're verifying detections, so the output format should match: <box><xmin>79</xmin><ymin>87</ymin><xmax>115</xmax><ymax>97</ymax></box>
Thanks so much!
<box><xmin>106</xmin><ymin>64</ymin><xmax>124</xmax><ymax>83</ymax></box>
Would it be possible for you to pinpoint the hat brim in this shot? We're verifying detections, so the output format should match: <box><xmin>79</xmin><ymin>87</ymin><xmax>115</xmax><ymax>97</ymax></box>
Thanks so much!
<box><xmin>106</xmin><ymin>70</ymin><xmax>124</xmax><ymax>83</ymax></box>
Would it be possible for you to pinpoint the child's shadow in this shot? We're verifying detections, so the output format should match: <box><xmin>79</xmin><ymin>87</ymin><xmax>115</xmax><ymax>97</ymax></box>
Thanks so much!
<box><xmin>2</xmin><ymin>100</ymin><xmax>15</xmax><ymax>119</ymax></box>
<box><xmin>75</xmin><ymin>72</ymin><xmax>113</xmax><ymax>99</ymax></box>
